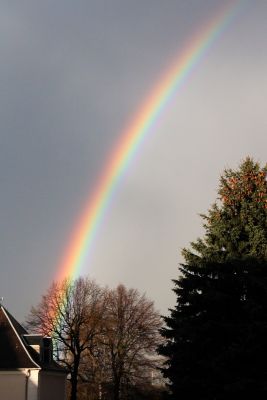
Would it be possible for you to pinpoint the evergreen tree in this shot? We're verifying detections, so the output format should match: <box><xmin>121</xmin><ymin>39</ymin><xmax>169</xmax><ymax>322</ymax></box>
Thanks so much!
<box><xmin>159</xmin><ymin>158</ymin><xmax>267</xmax><ymax>399</ymax></box>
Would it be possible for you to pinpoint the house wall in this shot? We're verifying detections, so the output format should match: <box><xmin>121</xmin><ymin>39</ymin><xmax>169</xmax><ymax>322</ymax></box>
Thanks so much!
<box><xmin>0</xmin><ymin>370</ymin><xmax>30</xmax><ymax>400</ymax></box>
<box><xmin>38</xmin><ymin>371</ymin><xmax>66</xmax><ymax>400</ymax></box>
<box><xmin>0</xmin><ymin>369</ymin><xmax>66</xmax><ymax>400</ymax></box>
<box><xmin>28</xmin><ymin>369</ymin><xmax>39</xmax><ymax>400</ymax></box>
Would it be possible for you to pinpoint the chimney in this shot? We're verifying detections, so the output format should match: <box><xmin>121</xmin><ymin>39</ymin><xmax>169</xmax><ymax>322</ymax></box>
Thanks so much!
<box><xmin>40</xmin><ymin>336</ymin><xmax>53</xmax><ymax>364</ymax></box>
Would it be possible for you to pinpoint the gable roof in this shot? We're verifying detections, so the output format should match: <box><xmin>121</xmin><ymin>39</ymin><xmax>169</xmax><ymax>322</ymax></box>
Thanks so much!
<box><xmin>0</xmin><ymin>306</ymin><xmax>38</xmax><ymax>369</ymax></box>
<box><xmin>0</xmin><ymin>306</ymin><xmax>65</xmax><ymax>372</ymax></box>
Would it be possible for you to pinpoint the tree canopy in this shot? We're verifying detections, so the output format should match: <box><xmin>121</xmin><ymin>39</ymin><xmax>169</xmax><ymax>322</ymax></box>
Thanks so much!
<box><xmin>184</xmin><ymin>157</ymin><xmax>266</xmax><ymax>263</ymax></box>
<box><xmin>26</xmin><ymin>279</ymin><xmax>163</xmax><ymax>400</ymax></box>
<box><xmin>102</xmin><ymin>284</ymin><xmax>162</xmax><ymax>400</ymax></box>
<box><xmin>26</xmin><ymin>278</ymin><xmax>106</xmax><ymax>400</ymax></box>
<box><xmin>159</xmin><ymin>158</ymin><xmax>267</xmax><ymax>399</ymax></box>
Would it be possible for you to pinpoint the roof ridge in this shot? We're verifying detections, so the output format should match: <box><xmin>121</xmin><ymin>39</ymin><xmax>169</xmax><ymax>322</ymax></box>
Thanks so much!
<box><xmin>1</xmin><ymin>306</ymin><xmax>40</xmax><ymax>369</ymax></box>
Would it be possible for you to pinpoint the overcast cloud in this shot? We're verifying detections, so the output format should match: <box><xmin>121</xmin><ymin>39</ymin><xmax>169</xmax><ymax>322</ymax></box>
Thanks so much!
<box><xmin>0</xmin><ymin>0</ymin><xmax>266</xmax><ymax>321</ymax></box>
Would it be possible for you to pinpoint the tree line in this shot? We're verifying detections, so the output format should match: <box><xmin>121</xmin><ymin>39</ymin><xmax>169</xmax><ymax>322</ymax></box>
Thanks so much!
<box><xmin>26</xmin><ymin>280</ymin><xmax>164</xmax><ymax>400</ymax></box>
<box><xmin>27</xmin><ymin>157</ymin><xmax>267</xmax><ymax>400</ymax></box>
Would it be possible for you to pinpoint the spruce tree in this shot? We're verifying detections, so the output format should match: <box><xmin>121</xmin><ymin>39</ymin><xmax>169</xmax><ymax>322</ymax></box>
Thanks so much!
<box><xmin>159</xmin><ymin>158</ymin><xmax>267</xmax><ymax>399</ymax></box>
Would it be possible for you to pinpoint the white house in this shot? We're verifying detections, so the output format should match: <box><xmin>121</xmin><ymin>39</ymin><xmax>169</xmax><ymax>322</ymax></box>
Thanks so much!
<box><xmin>0</xmin><ymin>305</ymin><xmax>67</xmax><ymax>400</ymax></box>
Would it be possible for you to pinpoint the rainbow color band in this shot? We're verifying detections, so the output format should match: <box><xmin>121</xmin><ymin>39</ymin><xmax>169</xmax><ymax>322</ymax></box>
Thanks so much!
<box><xmin>56</xmin><ymin>0</ymin><xmax>245</xmax><ymax>282</ymax></box>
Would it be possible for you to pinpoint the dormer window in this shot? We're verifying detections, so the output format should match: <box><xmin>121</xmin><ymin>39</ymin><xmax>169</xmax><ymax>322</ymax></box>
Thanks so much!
<box><xmin>23</xmin><ymin>334</ymin><xmax>53</xmax><ymax>364</ymax></box>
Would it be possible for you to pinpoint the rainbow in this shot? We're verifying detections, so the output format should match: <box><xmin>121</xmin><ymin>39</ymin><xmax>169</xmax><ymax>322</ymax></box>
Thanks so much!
<box><xmin>56</xmin><ymin>0</ymin><xmax>245</xmax><ymax>282</ymax></box>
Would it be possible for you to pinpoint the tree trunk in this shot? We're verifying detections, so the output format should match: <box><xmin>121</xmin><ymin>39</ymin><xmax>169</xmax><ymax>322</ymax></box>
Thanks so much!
<box><xmin>113</xmin><ymin>376</ymin><xmax>121</xmax><ymax>400</ymax></box>
<box><xmin>70</xmin><ymin>356</ymin><xmax>80</xmax><ymax>400</ymax></box>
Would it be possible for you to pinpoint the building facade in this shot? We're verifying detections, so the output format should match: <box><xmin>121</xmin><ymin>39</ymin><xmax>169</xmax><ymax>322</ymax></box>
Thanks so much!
<box><xmin>0</xmin><ymin>305</ymin><xmax>67</xmax><ymax>400</ymax></box>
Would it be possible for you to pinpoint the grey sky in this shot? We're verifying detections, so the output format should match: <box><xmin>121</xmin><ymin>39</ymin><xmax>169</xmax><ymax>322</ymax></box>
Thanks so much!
<box><xmin>0</xmin><ymin>0</ymin><xmax>266</xmax><ymax>321</ymax></box>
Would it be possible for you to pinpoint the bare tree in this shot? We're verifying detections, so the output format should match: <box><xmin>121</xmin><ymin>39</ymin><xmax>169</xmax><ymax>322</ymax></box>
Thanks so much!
<box><xmin>26</xmin><ymin>277</ymin><xmax>106</xmax><ymax>400</ymax></box>
<box><xmin>26</xmin><ymin>280</ymin><xmax>163</xmax><ymax>400</ymax></box>
<box><xmin>102</xmin><ymin>284</ymin><xmax>163</xmax><ymax>400</ymax></box>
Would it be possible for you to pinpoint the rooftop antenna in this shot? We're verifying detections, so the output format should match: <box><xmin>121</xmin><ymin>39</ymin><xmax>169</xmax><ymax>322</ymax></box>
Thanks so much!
<box><xmin>0</xmin><ymin>297</ymin><xmax>4</xmax><ymax>305</ymax></box>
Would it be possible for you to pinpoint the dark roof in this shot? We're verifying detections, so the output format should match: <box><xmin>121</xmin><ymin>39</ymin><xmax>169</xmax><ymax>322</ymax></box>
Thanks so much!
<box><xmin>0</xmin><ymin>306</ymin><xmax>38</xmax><ymax>369</ymax></box>
<box><xmin>0</xmin><ymin>306</ymin><xmax>65</xmax><ymax>372</ymax></box>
